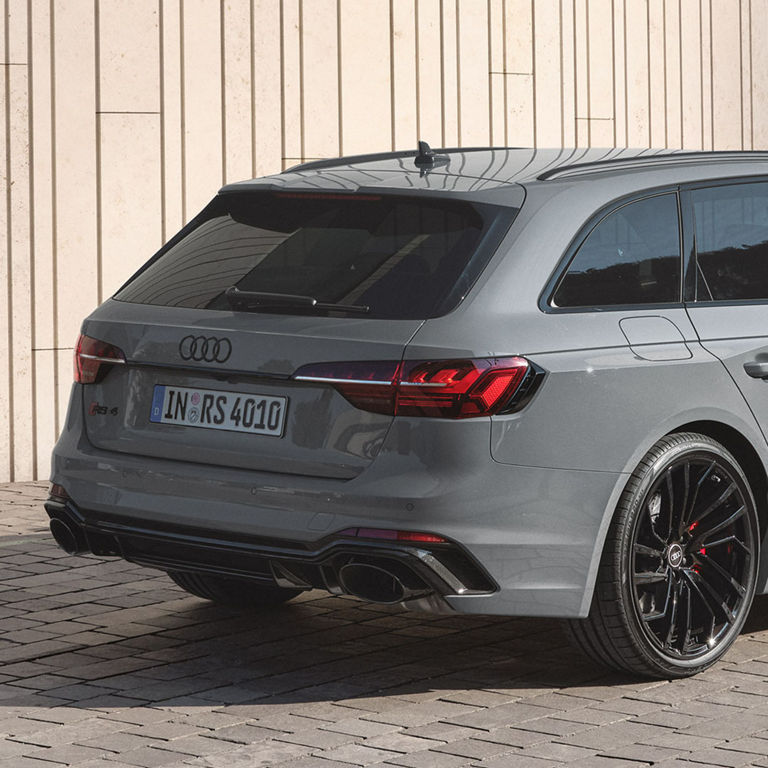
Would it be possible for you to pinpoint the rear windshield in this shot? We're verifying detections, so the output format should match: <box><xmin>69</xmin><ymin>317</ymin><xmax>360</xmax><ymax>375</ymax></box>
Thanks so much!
<box><xmin>114</xmin><ymin>191</ymin><xmax>514</xmax><ymax>320</ymax></box>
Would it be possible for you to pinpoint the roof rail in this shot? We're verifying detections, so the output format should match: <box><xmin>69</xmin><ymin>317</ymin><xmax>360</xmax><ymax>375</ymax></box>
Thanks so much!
<box><xmin>286</xmin><ymin>146</ymin><xmax>514</xmax><ymax>173</ymax></box>
<box><xmin>537</xmin><ymin>150</ymin><xmax>768</xmax><ymax>181</ymax></box>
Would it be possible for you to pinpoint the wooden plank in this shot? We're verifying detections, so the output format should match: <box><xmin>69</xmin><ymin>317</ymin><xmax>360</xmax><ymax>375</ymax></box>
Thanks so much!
<box><xmin>5</xmin><ymin>0</ymin><xmax>28</xmax><ymax>63</ymax></box>
<box><xmin>0</xmin><ymin>63</ymin><xmax>10</xmax><ymax>481</ymax></box>
<box><xmin>440</xmin><ymin>0</ymin><xmax>458</xmax><ymax>146</ymax></box>
<box><xmin>281</xmin><ymin>0</ymin><xmax>301</xmax><ymax>165</ymax></box>
<box><xmin>181</xmin><ymin>0</ymin><xmax>222</xmax><ymax>215</ymax></box>
<box><xmin>612</xmin><ymin>0</ymin><xmax>626</xmax><ymax>145</ymax></box>
<box><xmin>8</xmin><ymin>65</ymin><xmax>34</xmax><ymax>481</ymax></box>
<box><xmin>751</xmin><ymin>0</ymin><xmax>768</xmax><ymax>149</ymax></box>
<box><xmin>392</xmin><ymin>0</ymin><xmax>417</xmax><ymax>149</ymax></box>
<box><xmin>711</xmin><ymin>0</ymin><xmax>742</xmax><ymax>149</ymax></box>
<box><xmin>679</xmin><ymin>0</ymin><xmax>702</xmax><ymax>149</ymax></box>
<box><xmin>98</xmin><ymin>0</ymin><xmax>160</xmax><ymax>112</ymax></box>
<box><xmin>55</xmin><ymin>349</ymin><xmax>73</xmax><ymax>445</ymax></box>
<box><xmin>252</xmin><ymin>0</ymin><xmax>282</xmax><ymax>175</ymax></box>
<box><xmin>700</xmin><ymin>0</ymin><xmax>713</xmax><ymax>150</ymax></box>
<box><xmin>741</xmin><ymin>0</ymin><xmax>752</xmax><ymax>149</ymax></box>
<box><xmin>29</xmin><ymin>0</ymin><xmax>55</xmax><ymax>352</ymax></box>
<box><xmin>34</xmin><ymin>350</ymin><xmax>58</xmax><ymax>479</ymax></box>
<box><xmin>301</xmin><ymin>0</ymin><xmax>340</xmax><ymax>158</ymax></box>
<box><xmin>505</xmin><ymin>73</ymin><xmax>534</xmax><ymax>147</ymax></box>
<box><xmin>488</xmin><ymin>0</ymin><xmax>505</xmax><ymax>144</ymax></box>
<box><xmin>560</xmin><ymin>0</ymin><xmax>576</xmax><ymax>146</ymax></box>
<box><xmin>532</xmin><ymin>0</ymin><xmax>563</xmax><ymax>146</ymax></box>
<box><xmin>339</xmin><ymin>0</ymin><xmax>391</xmax><ymax>154</ymax></box>
<box><xmin>648</xmin><ymin>0</ymin><xmax>665</xmax><ymax>147</ymax></box>
<box><xmin>664</xmin><ymin>0</ymin><xmax>682</xmax><ymax>148</ymax></box>
<box><xmin>222</xmin><ymin>0</ymin><xmax>253</xmax><ymax>181</ymax></box>
<box><xmin>624</xmin><ymin>0</ymin><xmax>649</xmax><ymax>147</ymax></box>
<box><xmin>160</xmin><ymin>0</ymin><xmax>184</xmax><ymax>236</ymax></box>
<box><xmin>506</xmin><ymin>0</ymin><xmax>532</xmax><ymax>74</ymax></box>
<box><xmin>588</xmin><ymin>0</ymin><xmax>613</xmax><ymax>125</ymax></box>
<box><xmin>456</xmin><ymin>0</ymin><xmax>488</xmax><ymax>145</ymax></box>
<box><xmin>52</xmin><ymin>0</ymin><xmax>99</xmax><ymax>348</ymax></box>
<box><xmin>574</xmin><ymin>0</ymin><xmax>588</xmax><ymax>127</ymax></box>
<box><xmin>99</xmin><ymin>114</ymin><xmax>162</xmax><ymax>297</ymax></box>
<box><xmin>416</xmin><ymin>0</ymin><xmax>442</xmax><ymax>144</ymax></box>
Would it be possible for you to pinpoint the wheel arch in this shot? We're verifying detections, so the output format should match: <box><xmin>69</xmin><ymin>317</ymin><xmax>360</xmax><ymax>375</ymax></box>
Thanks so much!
<box><xmin>580</xmin><ymin>416</ymin><xmax>768</xmax><ymax>617</ymax></box>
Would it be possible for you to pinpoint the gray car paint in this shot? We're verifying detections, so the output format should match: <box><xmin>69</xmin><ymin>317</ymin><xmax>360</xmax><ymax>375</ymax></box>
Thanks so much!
<box><xmin>51</xmin><ymin>148</ymin><xmax>768</xmax><ymax>618</ymax></box>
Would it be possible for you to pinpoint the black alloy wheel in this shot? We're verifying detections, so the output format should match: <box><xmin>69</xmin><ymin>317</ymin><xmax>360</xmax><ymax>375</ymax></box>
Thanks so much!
<box><xmin>564</xmin><ymin>433</ymin><xmax>760</xmax><ymax>678</ymax></box>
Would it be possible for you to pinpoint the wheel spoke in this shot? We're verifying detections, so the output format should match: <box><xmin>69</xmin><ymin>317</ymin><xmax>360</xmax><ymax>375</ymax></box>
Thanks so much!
<box><xmin>681</xmin><ymin>460</ymin><xmax>715</xmax><ymax>530</ymax></box>
<box><xmin>690</xmin><ymin>567</ymin><xmax>736</xmax><ymax>623</ymax></box>
<box><xmin>663</xmin><ymin>580</ymin><xmax>680</xmax><ymax>649</ymax></box>
<box><xmin>634</xmin><ymin>569</ymin><xmax>670</xmax><ymax>585</ymax></box>
<box><xmin>697</xmin><ymin>553</ymin><xmax>747</xmax><ymax>598</ymax></box>
<box><xmin>634</xmin><ymin>542</ymin><xmax>664</xmax><ymax>558</ymax></box>
<box><xmin>642</xmin><ymin>575</ymin><xmax>673</xmax><ymax>622</ymax></box>
<box><xmin>696</xmin><ymin>505</ymin><xmax>746</xmax><ymax>544</ymax></box>
<box><xmin>675</xmin><ymin>581</ymin><xmax>693</xmax><ymax>653</ymax></box>
<box><xmin>704</xmin><ymin>534</ymin><xmax>751</xmax><ymax>554</ymax></box>
<box><xmin>688</xmin><ymin>481</ymin><xmax>737</xmax><ymax>530</ymax></box>
<box><xmin>665</xmin><ymin>468</ymin><xmax>677</xmax><ymax>540</ymax></box>
<box><xmin>682</xmin><ymin>571</ymin><xmax>717</xmax><ymax>641</ymax></box>
<box><xmin>677</xmin><ymin>460</ymin><xmax>692</xmax><ymax>533</ymax></box>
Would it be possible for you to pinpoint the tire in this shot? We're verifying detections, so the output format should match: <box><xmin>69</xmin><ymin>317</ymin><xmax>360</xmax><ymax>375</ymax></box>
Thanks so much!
<box><xmin>564</xmin><ymin>432</ymin><xmax>760</xmax><ymax>679</ymax></box>
<box><xmin>168</xmin><ymin>570</ymin><xmax>302</xmax><ymax>608</ymax></box>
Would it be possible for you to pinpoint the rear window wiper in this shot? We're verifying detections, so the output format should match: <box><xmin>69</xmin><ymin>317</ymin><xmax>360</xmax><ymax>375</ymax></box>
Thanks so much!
<box><xmin>224</xmin><ymin>287</ymin><xmax>370</xmax><ymax>314</ymax></box>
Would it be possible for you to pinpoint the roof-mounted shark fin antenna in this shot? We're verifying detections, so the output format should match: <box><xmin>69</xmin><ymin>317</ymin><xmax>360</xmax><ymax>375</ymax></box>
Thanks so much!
<box><xmin>415</xmin><ymin>140</ymin><xmax>436</xmax><ymax>166</ymax></box>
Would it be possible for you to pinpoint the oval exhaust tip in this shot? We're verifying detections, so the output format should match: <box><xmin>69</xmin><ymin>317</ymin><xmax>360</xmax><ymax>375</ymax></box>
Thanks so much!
<box><xmin>339</xmin><ymin>563</ymin><xmax>407</xmax><ymax>604</ymax></box>
<box><xmin>49</xmin><ymin>517</ymin><xmax>85</xmax><ymax>555</ymax></box>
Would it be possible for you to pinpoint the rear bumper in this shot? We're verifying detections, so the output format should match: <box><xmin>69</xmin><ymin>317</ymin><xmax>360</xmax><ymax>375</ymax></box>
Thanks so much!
<box><xmin>44</xmin><ymin>496</ymin><xmax>495</xmax><ymax>611</ymax></box>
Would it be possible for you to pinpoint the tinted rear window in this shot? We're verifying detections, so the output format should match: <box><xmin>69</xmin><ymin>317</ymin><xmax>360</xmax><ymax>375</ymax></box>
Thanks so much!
<box><xmin>115</xmin><ymin>192</ymin><xmax>513</xmax><ymax>320</ymax></box>
<box><xmin>552</xmin><ymin>193</ymin><xmax>681</xmax><ymax>308</ymax></box>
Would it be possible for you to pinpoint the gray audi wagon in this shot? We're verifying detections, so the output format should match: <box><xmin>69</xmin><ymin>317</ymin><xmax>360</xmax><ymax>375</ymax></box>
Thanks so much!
<box><xmin>47</xmin><ymin>146</ymin><xmax>768</xmax><ymax>678</ymax></box>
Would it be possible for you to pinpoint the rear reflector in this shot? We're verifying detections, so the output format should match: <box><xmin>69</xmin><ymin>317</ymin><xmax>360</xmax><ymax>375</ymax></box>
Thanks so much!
<box><xmin>338</xmin><ymin>528</ymin><xmax>447</xmax><ymax>543</ymax></box>
<box><xmin>74</xmin><ymin>334</ymin><xmax>126</xmax><ymax>384</ymax></box>
<box><xmin>294</xmin><ymin>357</ymin><xmax>531</xmax><ymax>418</ymax></box>
<box><xmin>49</xmin><ymin>483</ymin><xmax>70</xmax><ymax>500</ymax></box>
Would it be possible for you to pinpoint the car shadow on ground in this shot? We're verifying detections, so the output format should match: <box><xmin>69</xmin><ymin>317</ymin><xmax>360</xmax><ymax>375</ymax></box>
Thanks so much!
<box><xmin>3</xmin><ymin>532</ymin><xmax>768</xmax><ymax>714</ymax></box>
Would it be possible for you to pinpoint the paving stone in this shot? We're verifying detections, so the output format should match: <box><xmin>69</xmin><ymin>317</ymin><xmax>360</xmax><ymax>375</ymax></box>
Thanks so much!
<box><xmin>382</xmin><ymin>750</ymin><xmax>473</xmax><ymax>767</ymax></box>
<box><xmin>309</xmin><ymin>742</ymin><xmax>401</xmax><ymax>765</ymax></box>
<box><xmin>474</xmin><ymin>755</ymin><xmax>557</xmax><ymax>768</ymax></box>
<box><xmin>431</xmin><ymin>737</ymin><xmax>517</xmax><ymax>759</ymax></box>
<box><xmin>683</xmin><ymin>746</ymin><xmax>768</xmax><ymax>766</ymax></box>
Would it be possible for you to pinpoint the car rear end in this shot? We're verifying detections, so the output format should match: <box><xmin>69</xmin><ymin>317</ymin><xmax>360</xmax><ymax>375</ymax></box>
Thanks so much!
<box><xmin>47</xmin><ymin>180</ymin><xmax>539</xmax><ymax>612</ymax></box>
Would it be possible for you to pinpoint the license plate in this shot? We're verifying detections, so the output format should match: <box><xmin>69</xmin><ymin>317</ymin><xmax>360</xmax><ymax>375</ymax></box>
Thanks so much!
<box><xmin>149</xmin><ymin>385</ymin><xmax>287</xmax><ymax>437</ymax></box>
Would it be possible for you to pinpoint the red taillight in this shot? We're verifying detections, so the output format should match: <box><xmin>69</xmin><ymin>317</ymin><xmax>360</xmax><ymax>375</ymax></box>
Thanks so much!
<box><xmin>294</xmin><ymin>357</ymin><xmax>532</xmax><ymax>419</ymax></box>
<box><xmin>338</xmin><ymin>528</ymin><xmax>447</xmax><ymax>543</ymax></box>
<box><xmin>74</xmin><ymin>334</ymin><xmax>126</xmax><ymax>384</ymax></box>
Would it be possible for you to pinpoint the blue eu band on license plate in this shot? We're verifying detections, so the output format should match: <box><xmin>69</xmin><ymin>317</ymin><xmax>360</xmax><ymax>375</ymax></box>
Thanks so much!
<box><xmin>149</xmin><ymin>385</ymin><xmax>287</xmax><ymax>437</ymax></box>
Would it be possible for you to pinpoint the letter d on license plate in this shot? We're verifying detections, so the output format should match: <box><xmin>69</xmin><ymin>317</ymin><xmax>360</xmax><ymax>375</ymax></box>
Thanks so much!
<box><xmin>149</xmin><ymin>385</ymin><xmax>287</xmax><ymax>437</ymax></box>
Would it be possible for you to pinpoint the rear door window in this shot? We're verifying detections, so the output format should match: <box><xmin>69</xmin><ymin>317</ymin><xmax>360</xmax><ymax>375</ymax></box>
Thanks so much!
<box><xmin>115</xmin><ymin>192</ymin><xmax>514</xmax><ymax>320</ymax></box>
<box><xmin>692</xmin><ymin>181</ymin><xmax>768</xmax><ymax>301</ymax></box>
<box><xmin>552</xmin><ymin>193</ymin><xmax>681</xmax><ymax>308</ymax></box>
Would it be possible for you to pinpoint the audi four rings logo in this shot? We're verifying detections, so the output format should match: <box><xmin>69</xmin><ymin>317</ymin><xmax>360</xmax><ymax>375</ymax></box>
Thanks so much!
<box><xmin>178</xmin><ymin>335</ymin><xmax>232</xmax><ymax>363</ymax></box>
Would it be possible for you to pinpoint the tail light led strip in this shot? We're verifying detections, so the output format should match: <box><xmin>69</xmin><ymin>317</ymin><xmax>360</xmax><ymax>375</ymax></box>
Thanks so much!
<box><xmin>294</xmin><ymin>357</ymin><xmax>532</xmax><ymax>419</ymax></box>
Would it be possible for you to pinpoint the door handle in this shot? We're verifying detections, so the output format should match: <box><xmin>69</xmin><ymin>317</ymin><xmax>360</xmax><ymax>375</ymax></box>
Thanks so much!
<box><xmin>744</xmin><ymin>360</ymin><xmax>768</xmax><ymax>379</ymax></box>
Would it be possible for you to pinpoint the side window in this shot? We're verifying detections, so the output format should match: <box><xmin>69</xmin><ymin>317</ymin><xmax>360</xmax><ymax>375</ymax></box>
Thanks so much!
<box><xmin>552</xmin><ymin>193</ymin><xmax>681</xmax><ymax>307</ymax></box>
<box><xmin>693</xmin><ymin>182</ymin><xmax>768</xmax><ymax>301</ymax></box>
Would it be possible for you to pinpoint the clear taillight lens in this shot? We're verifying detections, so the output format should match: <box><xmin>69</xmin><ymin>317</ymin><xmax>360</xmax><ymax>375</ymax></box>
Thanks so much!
<box><xmin>74</xmin><ymin>334</ymin><xmax>126</xmax><ymax>384</ymax></box>
<box><xmin>293</xmin><ymin>357</ymin><xmax>533</xmax><ymax>419</ymax></box>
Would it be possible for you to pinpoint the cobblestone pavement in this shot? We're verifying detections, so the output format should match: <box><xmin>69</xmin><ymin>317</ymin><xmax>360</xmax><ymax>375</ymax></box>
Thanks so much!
<box><xmin>3</xmin><ymin>483</ymin><xmax>768</xmax><ymax>767</ymax></box>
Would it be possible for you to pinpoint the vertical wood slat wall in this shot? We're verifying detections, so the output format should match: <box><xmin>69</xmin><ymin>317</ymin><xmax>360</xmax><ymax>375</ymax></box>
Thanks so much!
<box><xmin>1</xmin><ymin>0</ymin><xmax>766</xmax><ymax>482</ymax></box>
